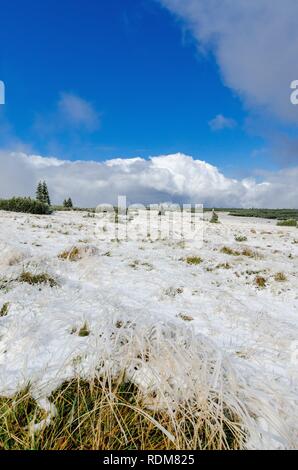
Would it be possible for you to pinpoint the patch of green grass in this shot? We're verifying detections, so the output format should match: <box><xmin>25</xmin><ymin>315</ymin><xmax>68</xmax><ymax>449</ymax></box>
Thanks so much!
<box><xmin>277</xmin><ymin>219</ymin><xmax>297</xmax><ymax>227</ymax></box>
<box><xmin>186</xmin><ymin>256</ymin><xmax>202</xmax><ymax>265</ymax></box>
<box><xmin>18</xmin><ymin>272</ymin><xmax>58</xmax><ymax>288</ymax></box>
<box><xmin>229</xmin><ymin>209</ymin><xmax>298</xmax><ymax>221</ymax></box>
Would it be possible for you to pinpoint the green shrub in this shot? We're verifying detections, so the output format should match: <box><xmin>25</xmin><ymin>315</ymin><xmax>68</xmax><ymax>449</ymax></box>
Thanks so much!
<box><xmin>277</xmin><ymin>219</ymin><xmax>297</xmax><ymax>227</ymax></box>
<box><xmin>0</xmin><ymin>197</ymin><xmax>51</xmax><ymax>215</ymax></box>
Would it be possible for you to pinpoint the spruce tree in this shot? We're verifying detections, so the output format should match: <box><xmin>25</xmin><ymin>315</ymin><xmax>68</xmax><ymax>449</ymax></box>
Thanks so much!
<box><xmin>36</xmin><ymin>181</ymin><xmax>43</xmax><ymax>202</ymax></box>
<box><xmin>63</xmin><ymin>198</ymin><xmax>73</xmax><ymax>208</ymax></box>
<box><xmin>42</xmin><ymin>181</ymin><xmax>51</xmax><ymax>206</ymax></box>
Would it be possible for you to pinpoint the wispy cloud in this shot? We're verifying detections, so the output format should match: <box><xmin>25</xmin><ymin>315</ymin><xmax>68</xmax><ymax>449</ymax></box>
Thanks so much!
<box><xmin>208</xmin><ymin>114</ymin><xmax>236</xmax><ymax>131</ymax></box>
<box><xmin>34</xmin><ymin>92</ymin><xmax>101</xmax><ymax>137</ymax></box>
<box><xmin>57</xmin><ymin>93</ymin><xmax>101</xmax><ymax>131</ymax></box>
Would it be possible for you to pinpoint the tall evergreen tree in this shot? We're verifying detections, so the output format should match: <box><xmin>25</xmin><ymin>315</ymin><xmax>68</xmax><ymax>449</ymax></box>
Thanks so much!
<box><xmin>36</xmin><ymin>181</ymin><xmax>43</xmax><ymax>202</ymax></box>
<box><xmin>42</xmin><ymin>181</ymin><xmax>51</xmax><ymax>205</ymax></box>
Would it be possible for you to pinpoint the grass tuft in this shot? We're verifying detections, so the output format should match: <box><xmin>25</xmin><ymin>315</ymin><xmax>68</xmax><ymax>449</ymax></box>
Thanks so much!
<box><xmin>58</xmin><ymin>247</ymin><xmax>81</xmax><ymax>262</ymax></box>
<box><xmin>18</xmin><ymin>271</ymin><xmax>58</xmax><ymax>288</ymax></box>
<box><xmin>0</xmin><ymin>302</ymin><xmax>10</xmax><ymax>317</ymax></box>
<box><xmin>0</xmin><ymin>376</ymin><xmax>244</xmax><ymax>450</ymax></box>
<box><xmin>186</xmin><ymin>256</ymin><xmax>202</xmax><ymax>265</ymax></box>
<box><xmin>78</xmin><ymin>322</ymin><xmax>90</xmax><ymax>337</ymax></box>
<box><xmin>274</xmin><ymin>272</ymin><xmax>287</xmax><ymax>282</ymax></box>
<box><xmin>255</xmin><ymin>276</ymin><xmax>267</xmax><ymax>288</ymax></box>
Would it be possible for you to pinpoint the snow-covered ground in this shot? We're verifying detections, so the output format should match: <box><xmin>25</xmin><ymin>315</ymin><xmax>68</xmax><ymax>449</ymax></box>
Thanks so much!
<box><xmin>0</xmin><ymin>209</ymin><xmax>297</xmax><ymax>448</ymax></box>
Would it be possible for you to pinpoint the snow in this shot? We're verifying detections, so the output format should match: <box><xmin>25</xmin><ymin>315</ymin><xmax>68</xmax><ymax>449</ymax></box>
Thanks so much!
<box><xmin>0</xmin><ymin>209</ymin><xmax>297</xmax><ymax>448</ymax></box>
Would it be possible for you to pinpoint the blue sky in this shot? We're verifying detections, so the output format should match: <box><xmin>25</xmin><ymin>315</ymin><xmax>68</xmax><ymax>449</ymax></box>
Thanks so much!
<box><xmin>1</xmin><ymin>0</ymin><xmax>298</xmax><ymax>209</ymax></box>
<box><xmin>0</xmin><ymin>0</ymin><xmax>269</xmax><ymax>177</ymax></box>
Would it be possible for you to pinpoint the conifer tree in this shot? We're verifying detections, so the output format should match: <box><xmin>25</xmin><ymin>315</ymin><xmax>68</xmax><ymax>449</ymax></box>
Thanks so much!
<box><xmin>36</xmin><ymin>181</ymin><xmax>43</xmax><ymax>202</ymax></box>
<box><xmin>63</xmin><ymin>198</ymin><xmax>73</xmax><ymax>208</ymax></box>
<box><xmin>42</xmin><ymin>181</ymin><xmax>51</xmax><ymax>205</ymax></box>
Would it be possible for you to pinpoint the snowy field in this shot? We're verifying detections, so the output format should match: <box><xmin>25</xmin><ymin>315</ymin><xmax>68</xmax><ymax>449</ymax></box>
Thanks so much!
<box><xmin>0</xmin><ymin>209</ymin><xmax>297</xmax><ymax>449</ymax></box>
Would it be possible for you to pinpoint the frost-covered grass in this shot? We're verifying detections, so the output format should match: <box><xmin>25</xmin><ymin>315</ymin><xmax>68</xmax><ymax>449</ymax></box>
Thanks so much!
<box><xmin>0</xmin><ymin>374</ymin><xmax>244</xmax><ymax>450</ymax></box>
<box><xmin>0</xmin><ymin>209</ymin><xmax>298</xmax><ymax>449</ymax></box>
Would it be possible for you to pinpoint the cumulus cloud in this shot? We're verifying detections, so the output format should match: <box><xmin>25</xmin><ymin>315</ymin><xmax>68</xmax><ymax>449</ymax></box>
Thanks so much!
<box><xmin>159</xmin><ymin>0</ymin><xmax>298</xmax><ymax>124</ymax></box>
<box><xmin>209</xmin><ymin>114</ymin><xmax>236</xmax><ymax>131</ymax></box>
<box><xmin>0</xmin><ymin>151</ymin><xmax>297</xmax><ymax>208</ymax></box>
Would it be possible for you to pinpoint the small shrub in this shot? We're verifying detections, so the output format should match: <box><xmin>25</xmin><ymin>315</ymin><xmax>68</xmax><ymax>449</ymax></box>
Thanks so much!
<box><xmin>277</xmin><ymin>219</ymin><xmax>297</xmax><ymax>227</ymax></box>
<box><xmin>255</xmin><ymin>276</ymin><xmax>266</xmax><ymax>288</ymax></box>
<box><xmin>18</xmin><ymin>272</ymin><xmax>58</xmax><ymax>288</ymax></box>
<box><xmin>186</xmin><ymin>256</ymin><xmax>202</xmax><ymax>265</ymax></box>
<box><xmin>274</xmin><ymin>272</ymin><xmax>287</xmax><ymax>282</ymax></box>
<box><xmin>0</xmin><ymin>302</ymin><xmax>9</xmax><ymax>317</ymax></box>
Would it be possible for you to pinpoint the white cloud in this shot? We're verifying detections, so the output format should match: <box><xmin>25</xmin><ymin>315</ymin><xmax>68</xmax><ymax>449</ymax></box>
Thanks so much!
<box><xmin>0</xmin><ymin>151</ymin><xmax>297</xmax><ymax>208</ymax></box>
<box><xmin>209</xmin><ymin>114</ymin><xmax>236</xmax><ymax>131</ymax></box>
<box><xmin>159</xmin><ymin>0</ymin><xmax>298</xmax><ymax>124</ymax></box>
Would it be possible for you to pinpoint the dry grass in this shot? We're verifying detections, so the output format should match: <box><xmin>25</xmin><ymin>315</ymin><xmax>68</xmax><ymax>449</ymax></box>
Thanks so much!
<box><xmin>220</xmin><ymin>246</ymin><xmax>259</xmax><ymax>258</ymax></box>
<box><xmin>0</xmin><ymin>375</ymin><xmax>244</xmax><ymax>450</ymax></box>
<box><xmin>18</xmin><ymin>271</ymin><xmax>58</xmax><ymax>288</ymax></box>
<box><xmin>274</xmin><ymin>272</ymin><xmax>287</xmax><ymax>282</ymax></box>
<box><xmin>58</xmin><ymin>246</ymin><xmax>81</xmax><ymax>262</ymax></box>
<box><xmin>255</xmin><ymin>276</ymin><xmax>267</xmax><ymax>288</ymax></box>
<box><xmin>177</xmin><ymin>313</ymin><xmax>194</xmax><ymax>322</ymax></box>
<box><xmin>0</xmin><ymin>302</ymin><xmax>10</xmax><ymax>317</ymax></box>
